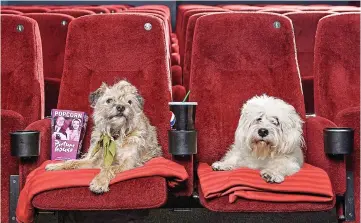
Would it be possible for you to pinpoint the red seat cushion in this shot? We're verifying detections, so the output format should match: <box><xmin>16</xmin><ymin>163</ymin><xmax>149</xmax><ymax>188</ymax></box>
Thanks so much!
<box><xmin>33</xmin><ymin>177</ymin><xmax>167</xmax><ymax>210</ymax></box>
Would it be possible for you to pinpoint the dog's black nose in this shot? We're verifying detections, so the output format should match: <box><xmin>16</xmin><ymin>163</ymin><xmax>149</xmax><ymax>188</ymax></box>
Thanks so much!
<box><xmin>258</xmin><ymin>128</ymin><xmax>269</xmax><ymax>137</ymax></box>
<box><xmin>116</xmin><ymin>105</ymin><xmax>125</xmax><ymax>112</ymax></box>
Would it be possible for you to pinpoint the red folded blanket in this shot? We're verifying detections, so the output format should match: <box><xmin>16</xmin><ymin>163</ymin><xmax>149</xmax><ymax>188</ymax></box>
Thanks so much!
<box><xmin>16</xmin><ymin>157</ymin><xmax>188</xmax><ymax>223</ymax></box>
<box><xmin>198</xmin><ymin>163</ymin><xmax>334</xmax><ymax>203</ymax></box>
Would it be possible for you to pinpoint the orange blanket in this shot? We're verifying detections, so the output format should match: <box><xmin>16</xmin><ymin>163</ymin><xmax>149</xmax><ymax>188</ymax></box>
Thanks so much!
<box><xmin>16</xmin><ymin>157</ymin><xmax>188</xmax><ymax>223</ymax></box>
<box><xmin>198</xmin><ymin>163</ymin><xmax>334</xmax><ymax>203</ymax></box>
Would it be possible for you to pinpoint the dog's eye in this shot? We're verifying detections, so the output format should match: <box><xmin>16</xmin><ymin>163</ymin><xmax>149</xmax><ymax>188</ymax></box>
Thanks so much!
<box><xmin>106</xmin><ymin>99</ymin><xmax>113</xmax><ymax>104</ymax></box>
<box><xmin>256</xmin><ymin>117</ymin><xmax>262</xmax><ymax>122</ymax></box>
<box><xmin>128</xmin><ymin>100</ymin><xmax>132</xmax><ymax>105</ymax></box>
<box><xmin>272</xmin><ymin>118</ymin><xmax>279</xmax><ymax>126</ymax></box>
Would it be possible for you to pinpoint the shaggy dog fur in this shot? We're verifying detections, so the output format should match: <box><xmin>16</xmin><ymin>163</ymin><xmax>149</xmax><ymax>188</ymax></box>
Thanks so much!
<box><xmin>212</xmin><ymin>95</ymin><xmax>304</xmax><ymax>183</ymax></box>
<box><xmin>46</xmin><ymin>80</ymin><xmax>162</xmax><ymax>193</ymax></box>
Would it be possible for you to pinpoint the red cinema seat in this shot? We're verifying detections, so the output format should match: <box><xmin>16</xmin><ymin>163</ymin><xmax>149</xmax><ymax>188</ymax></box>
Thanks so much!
<box><xmin>133</xmin><ymin>5</ymin><xmax>170</xmax><ymax>17</ymax></box>
<box><xmin>1</xmin><ymin>9</ymin><xmax>23</xmax><ymax>14</ymax></box>
<box><xmin>176</xmin><ymin>5</ymin><xmax>218</xmax><ymax>38</ymax></box>
<box><xmin>298</xmin><ymin>6</ymin><xmax>332</xmax><ymax>11</ymax></box>
<box><xmin>1</xmin><ymin>15</ymin><xmax>44</xmax><ymax>223</ymax></box>
<box><xmin>189</xmin><ymin>12</ymin><xmax>344</xmax><ymax>215</ymax></box>
<box><xmin>314</xmin><ymin>14</ymin><xmax>360</xmax><ymax>221</ymax></box>
<box><xmin>24</xmin><ymin>13</ymin><xmax>74</xmax><ymax>116</ymax></box>
<box><xmin>221</xmin><ymin>5</ymin><xmax>262</xmax><ymax>11</ymax></box>
<box><xmin>183</xmin><ymin>11</ymin><xmax>227</xmax><ymax>91</ymax></box>
<box><xmin>259</xmin><ymin>8</ymin><xmax>301</xmax><ymax>14</ymax></box>
<box><xmin>335</xmin><ymin>107</ymin><xmax>360</xmax><ymax>223</ymax></box>
<box><xmin>100</xmin><ymin>5</ymin><xmax>121</xmax><ymax>13</ymax></box>
<box><xmin>18</xmin><ymin>14</ymin><xmax>188</xmax><ymax>215</ymax></box>
<box><xmin>285</xmin><ymin>12</ymin><xmax>334</xmax><ymax>114</ymax></box>
<box><xmin>329</xmin><ymin>7</ymin><xmax>360</xmax><ymax>13</ymax></box>
<box><xmin>7</xmin><ymin>6</ymin><xmax>50</xmax><ymax>13</ymax></box>
<box><xmin>179</xmin><ymin>8</ymin><xmax>228</xmax><ymax>66</ymax></box>
<box><xmin>50</xmin><ymin>9</ymin><xmax>95</xmax><ymax>17</ymax></box>
<box><xmin>77</xmin><ymin>6</ymin><xmax>110</xmax><ymax>14</ymax></box>
<box><xmin>314</xmin><ymin>13</ymin><xmax>360</xmax><ymax>122</ymax></box>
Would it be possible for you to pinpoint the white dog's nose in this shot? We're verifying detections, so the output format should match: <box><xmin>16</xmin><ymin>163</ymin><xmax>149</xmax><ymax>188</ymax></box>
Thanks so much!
<box><xmin>258</xmin><ymin>128</ymin><xmax>269</xmax><ymax>137</ymax></box>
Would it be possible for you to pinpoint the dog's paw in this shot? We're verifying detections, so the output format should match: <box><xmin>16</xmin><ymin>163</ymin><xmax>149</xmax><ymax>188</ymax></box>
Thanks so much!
<box><xmin>45</xmin><ymin>163</ymin><xmax>64</xmax><ymax>171</ymax></box>
<box><xmin>260</xmin><ymin>169</ymin><xmax>284</xmax><ymax>183</ymax></box>
<box><xmin>89</xmin><ymin>177</ymin><xmax>110</xmax><ymax>194</ymax></box>
<box><xmin>211</xmin><ymin>162</ymin><xmax>231</xmax><ymax>171</ymax></box>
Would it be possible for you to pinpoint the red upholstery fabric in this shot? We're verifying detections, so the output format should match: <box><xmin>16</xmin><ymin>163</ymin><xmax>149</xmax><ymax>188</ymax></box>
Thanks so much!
<box><xmin>221</xmin><ymin>5</ymin><xmax>262</xmax><ymax>11</ymax></box>
<box><xmin>285</xmin><ymin>12</ymin><xmax>333</xmax><ymax>114</ymax></box>
<box><xmin>180</xmin><ymin>9</ymin><xmax>227</xmax><ymax>66</ymax></box>
<box><xmin>6</xmin><ymin>7</ymin><xmax>50</xmax><ymax>13</ymax></box>
<box><xmin>298</xmin><ymin>6</ymin><xmax>331</xmax><ymax>11</ymax></box>
<box><xmin>198</xmin><ymin>162</ymin><xmax>333</xmax><ymax>203</ymax></box>
<box><xmin>314</xmin><ymin>13</ymin><xmax>360</xmax><ymax>121</ymax></box>
<box><xmin>172</xmin><ymin>85</ymin><xmax>187</xmax><ymax>102</ymax></box>
<box><xmin>171</xmin><ymin>53</ymin><xmax>180</xmax><ymax>65</ymax></box>
<box><xmin>329</xmin><ymin>8</ymin><xmax>361</xmax><ymax>12</ymax></box>
<box><xmin>77</xmin><ymin>7</ymin><xmax>110</xmax><ymax>14</ymax></box>
<box><xmin>171</xmin><ymin>65</ymin><xmax>182</xmax><ymax>86</ymax></box>
<box><xmin>50</xmin><ymin>9</ymin><xmax>95</xmax><ymax>17</ymax></box>
<box><xmin>259</xmin><ymin>8</ymin><xmax>300</xmax><ymax>14</ymax></box>
<box><xmin>1</xmin><ymin>15</ymin><xmax>44</xmax><ymax>126</ymax></box>
<box><xmin>1</xmin><ymin>110</ymin><xmax>25</xmax><ymax>223</ymax></box>
<box><xmin>175</xmin><ymin>5</ymin><xmax>217</xmax><ymax>37</ymax></box>
<box><xmin>100</xmin><ymin>5</ymin><xmax>121</xmax><ymax>13</ymax></box>
<box><xmin>17</xmin><ymin>158</ymin><xmax>188</xmax><ymax>223</ymax></box>
<box><xmin>189</xmin><ymin>12</ymin><xmax>341</xmax><ymax>212</ymax></box>
<box><xmin>24</xmin><ymin>13</ymin><xmax>74</xmax><ymax>116</ymax></box>
<box><xmin>305</xmin><ymin>116</ymin><xmax>346</xmax><ymax>195</ymax></box>
<box><xmin>133</xmin><ymin>5</ymin><xmax>170</xmax><ymax>18</ymax></box>
<box><xmin>19</xmin><ymin>14</ymin><xmax>179</xmax><ymax>212</ymax></box>
<box><xmin>1</xmin><ymin>9</ymin><xmax>23</xmax><ymax>14</ymax></box>
<box><xmin>183</xmin><ymin>12</ymin><xmax>226</xmax><ymax>91</ymax></box>
<box><xmin>190</xmin><ymin>13</ymin><xmax>305</xmax><ymax>163</ymax></box>
<box><xmin>335</xmin><ymin>107</ymin><xmax>360</xmax><ymax>223</ymax></box>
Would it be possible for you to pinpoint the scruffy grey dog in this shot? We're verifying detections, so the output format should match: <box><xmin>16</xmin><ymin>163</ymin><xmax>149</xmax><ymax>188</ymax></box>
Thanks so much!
<box><xmin>46</xmin><ymin>80</ymin><xmax>162</xmax><ymax>193</ymax></box>
<box><xmin>212</xmin><ymin>95</ymin><xmax>304</xmax><ymax>183</ymax></box>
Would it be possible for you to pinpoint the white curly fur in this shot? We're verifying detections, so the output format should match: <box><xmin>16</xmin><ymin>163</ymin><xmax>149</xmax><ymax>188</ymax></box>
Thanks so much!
<box><xmin>212</xmin><ymin>94</ymin><xmax>305</xmax><ymax>183</ymax></box>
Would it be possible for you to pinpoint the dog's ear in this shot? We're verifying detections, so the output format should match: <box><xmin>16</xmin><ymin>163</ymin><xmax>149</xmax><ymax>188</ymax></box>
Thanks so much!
<box><xmin>89</xmin><ymin>82</ymin><xmax>108</xmax><ymax>108</ymax></box>
<box><xmin>135</xmin><ymin>93</ymin><xmax>144</xmax><ymax>109</ymax></box>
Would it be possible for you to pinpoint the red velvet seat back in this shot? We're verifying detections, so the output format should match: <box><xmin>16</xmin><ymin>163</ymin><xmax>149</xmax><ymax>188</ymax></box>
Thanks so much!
<box><xmin>58</xmin><ymin>14</ymin><xmax>171</xmax><ymax>158</ymax></box>
<box><xmin>314</xmin><ymin>13</ymin><xmax>360</xmax><ymax>121</ymax></box>
<box><xmin>1</xmin><ymin>9</ymin><xmax>23</xmax><ymax>14</ymax></box>
<box><xmin>24</xmin><ymin>13</ymin><xmax>74</xmax><ymax>79</ymax></box>
<box><xmin>77</xmin><ymin>6</ymin><xmax>110</xmax><ymax>14</ymax></box>
<box><xmin>1</xmin><ymin>15</ymin><xmax>44</xmax><ymax>125</ymax></box>
<box><xmin>50</xmin><ymin>9</ymin><xmax>95</xmax><ymax>18</ymax></box>
<box><xmin>285</xmin><ymin>12</ymin><xmax>333</xmax><ymax>78</ymax></box>
<box><xmin>7</xmin><ymin>6</ymin><xmax>50</xmax><ymax>13</ymax></box>
<box><xmin>189</xmin><ymin>13</ymin><xmax>305</xmax><ymax>164</ymax></box>
<box><xmin>183</xmin><ymin>12</ymin><xmax>227</xmax><ymax>91</ymax></box>
<box><xmin>180</xmin><ymin>8</ymin><xmax>228</xmax><ymax>66</ymax></box>
<box><xmin>259</xmin><ymin>8</ymin><xmax>300</xmax><ymax>14</ymax></box>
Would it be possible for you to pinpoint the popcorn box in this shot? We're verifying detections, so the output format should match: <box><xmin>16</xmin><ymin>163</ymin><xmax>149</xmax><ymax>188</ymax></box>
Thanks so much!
<box><xmin>51</xmin><ymin>109</ymin><xmax>88</xmax><ymax>160</ymax></box>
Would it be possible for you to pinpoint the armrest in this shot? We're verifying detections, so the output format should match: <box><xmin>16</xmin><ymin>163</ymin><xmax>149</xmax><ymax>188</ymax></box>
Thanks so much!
<box><xmin>19</xmin><ymin>118</ymin><xmax>51</xmax><ymax>188</ymax></box>
<box><xmin>306</xmin><ymin>116</ymin><xmax>346</xmax><ymax>195</ymax></box>
<box><xmin>1</xmin><ymin>109</ymin><xmax>25</xmax><ymax>175</ymax></box>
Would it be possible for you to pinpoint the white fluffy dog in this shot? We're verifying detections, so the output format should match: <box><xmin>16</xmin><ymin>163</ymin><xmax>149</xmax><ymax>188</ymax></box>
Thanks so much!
<box><xmin>212</xmin><ymin>95</ymin><xmax>304</xmax><ymax>183</ymax></box>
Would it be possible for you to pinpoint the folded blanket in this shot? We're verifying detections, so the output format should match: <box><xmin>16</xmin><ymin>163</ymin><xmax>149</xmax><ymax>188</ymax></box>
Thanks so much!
<box><xmin>17</xmin><ymin>157</ymin><xmax>188</xmax><ymax>223</ymax></box>
<box><xmin>198</xmin><ymin>163</ymin><xmax>334</xmax><ymax>203</ymax></box>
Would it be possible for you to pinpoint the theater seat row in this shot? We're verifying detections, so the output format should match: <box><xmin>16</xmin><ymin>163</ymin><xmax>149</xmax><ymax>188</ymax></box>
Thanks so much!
<box><xmin>1</xmin><ymin>5</ymin><xmax>184</xmax><ymax>116</ymax></box>
<box><xmin>1</xmin><ymin>9</ymin><xmax>359</xmax><ymax>223</ymax></box>
<box><xmin>176</xmin><ymin>4</ymin><xmax>360</xmax><ymax>114</ymax></box>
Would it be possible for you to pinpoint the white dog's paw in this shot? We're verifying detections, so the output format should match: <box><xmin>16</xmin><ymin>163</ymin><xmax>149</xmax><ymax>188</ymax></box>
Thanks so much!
<box><xmin>45</xmin><ymin>163</ymin><xmax>64</xmax><ymax>171</ymax></box>
<box><xmin>260</xmin><ymin>169</ymin><xmax>284</xmax><ymax>183</ymax></box>
<box><xmin>89</xmin><ymin>177</ymin><xmax>110</xmax><ymax>194</ymax></box>
<box><xmin>211</xmin><ymin>161</ymin><xmax>232</xmax><ymax>171</ymax></box>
